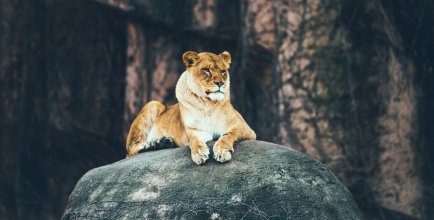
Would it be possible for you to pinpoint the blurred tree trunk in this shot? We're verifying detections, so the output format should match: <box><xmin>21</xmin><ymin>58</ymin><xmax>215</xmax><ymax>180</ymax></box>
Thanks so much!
<box><xmin>124</xmin><ymin>22</ymin><xmax>147</xmax><ymax>138</ymax></box>
<box><xmin>0</xmin><ymin>0</ymin><xmax>47</xmax><ymax>218</ymax></box>
<box><xmin>0</xmin><ymin>0</ymin><xmax>127</xmax><ymax>219</ymax></box>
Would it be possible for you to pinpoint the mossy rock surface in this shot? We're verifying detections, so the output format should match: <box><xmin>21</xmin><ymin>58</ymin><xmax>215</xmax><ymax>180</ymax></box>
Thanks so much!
<box><xmin>62</xmin><ymin>140</ymin><xmax>361</xmax><ymax>219</ymax></box>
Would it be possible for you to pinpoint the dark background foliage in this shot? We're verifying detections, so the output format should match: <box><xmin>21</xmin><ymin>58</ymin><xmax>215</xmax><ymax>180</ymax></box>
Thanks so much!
<box><xmin>0</xmin><ymin>0</ymin><xmax>433</xmax><ymax>219</ymax></box>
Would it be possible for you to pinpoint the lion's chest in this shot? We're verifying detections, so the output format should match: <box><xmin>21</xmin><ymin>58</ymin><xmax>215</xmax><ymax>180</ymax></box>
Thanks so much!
<box><xmin>182</xmin><ymin>110</ymin><xmax>226</xmax><ymax>138</ymax></box>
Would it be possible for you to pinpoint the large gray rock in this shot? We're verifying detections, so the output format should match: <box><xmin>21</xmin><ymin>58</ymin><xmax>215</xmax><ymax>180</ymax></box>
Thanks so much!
<box><xmin>63</xmin><ymin>140</ymin><xmax>361</xmax><ymax>219</ymax></box>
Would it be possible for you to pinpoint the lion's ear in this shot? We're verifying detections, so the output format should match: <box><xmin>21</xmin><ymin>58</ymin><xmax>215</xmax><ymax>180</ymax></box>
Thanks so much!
<box><xmin>219</xmin><ymin>51</ymin><xmax>231</xmax><ymax>68</ymax></box>
<box><xmin>182</xmin><ymin>51</ymin><xmax>199</xmax><ymax>68</ymax></box>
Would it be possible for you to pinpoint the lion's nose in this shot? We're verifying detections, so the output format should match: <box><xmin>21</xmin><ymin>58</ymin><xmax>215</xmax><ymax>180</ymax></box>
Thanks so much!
<box><xmin>214</xmin><ymin>81</ymin><xmax>224</xmax><ymax>87</ymax></box>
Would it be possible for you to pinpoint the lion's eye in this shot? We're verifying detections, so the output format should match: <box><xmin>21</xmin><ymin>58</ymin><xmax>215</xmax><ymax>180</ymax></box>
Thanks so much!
<box><xmin>202</xmin><ymin>68</ymin><xmax>210</xmax><ymax>75</ymax></box>
<box><xmin>221</xmin><ymin>70</ymin><xmax>227</xmax><ymax>75</ymax></box>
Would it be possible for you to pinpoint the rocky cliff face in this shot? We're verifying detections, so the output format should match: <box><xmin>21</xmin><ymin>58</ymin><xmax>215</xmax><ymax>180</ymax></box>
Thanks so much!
<box><xmin>63</xmin><ymin>141</ymin><xmax>361</xmax><ymax>219</ymax></box>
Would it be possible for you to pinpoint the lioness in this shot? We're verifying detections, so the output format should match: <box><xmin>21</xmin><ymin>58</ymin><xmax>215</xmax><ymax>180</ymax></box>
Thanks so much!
<box><xmin>126</xmin><ymin>51</ymin><xmax>256</xmax><ymax>165</ymax></box>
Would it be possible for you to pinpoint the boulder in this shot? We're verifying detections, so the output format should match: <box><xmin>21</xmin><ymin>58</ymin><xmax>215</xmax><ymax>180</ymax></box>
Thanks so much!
<box><xmin>62</xmin><ymin>140</ymin><xmax>361</xmax><ymax>219</ymax></box>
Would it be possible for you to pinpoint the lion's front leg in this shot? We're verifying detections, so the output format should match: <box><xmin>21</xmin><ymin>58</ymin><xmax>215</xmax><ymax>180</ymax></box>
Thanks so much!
<box><xmin>214</xmin><ymin>127</ymin><xmax>256</xmax><ymax>163</ymax></box>
<box><xmin>186</xmin><ymin>129</ymin><xmax>212</xmax><ymax>165</ymax></box>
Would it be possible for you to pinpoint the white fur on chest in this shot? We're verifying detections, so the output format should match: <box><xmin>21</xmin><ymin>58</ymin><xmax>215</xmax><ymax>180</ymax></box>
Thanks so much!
<box><xmin>183</xmin><ymin>111</ymin><xmax>226</xmax><ymax>141</ymax></box>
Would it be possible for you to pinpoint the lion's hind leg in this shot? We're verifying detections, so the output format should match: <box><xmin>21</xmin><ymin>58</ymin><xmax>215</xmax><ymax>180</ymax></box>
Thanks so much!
<box><xmin>138</xmin><ymin>136</ymin><xmax>177</xmax><ymax>153</ymax></box>
<box><xmin>126</xmin><ymin>101</ymin><xmax>166</xmax><ymax>157</ymax></box>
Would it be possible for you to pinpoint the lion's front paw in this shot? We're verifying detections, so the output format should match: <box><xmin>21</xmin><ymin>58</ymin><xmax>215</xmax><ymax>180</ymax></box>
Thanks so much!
<box><xmin>213</xmin><ymin>143</ymin><xmax>234</xmax><ymax>163</ymax></box>
<box><xmin>191</xmin><ymin>145</ymin><xmax>210</xmax><ymax>165</ymax></box>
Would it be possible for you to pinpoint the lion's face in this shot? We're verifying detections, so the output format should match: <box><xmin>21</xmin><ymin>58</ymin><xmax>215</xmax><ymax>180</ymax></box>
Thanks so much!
<box><xmin>182</xmin><ymin>51</ymin><xmax>231</xmax><ymax>102</ymax></box>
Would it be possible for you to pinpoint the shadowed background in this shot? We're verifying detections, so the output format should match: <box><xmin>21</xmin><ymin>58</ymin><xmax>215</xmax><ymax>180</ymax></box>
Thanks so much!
<box><xmin>0</xmin><ymin>0</ymin><xmax>433</xmax><ymax>219</ymax></box>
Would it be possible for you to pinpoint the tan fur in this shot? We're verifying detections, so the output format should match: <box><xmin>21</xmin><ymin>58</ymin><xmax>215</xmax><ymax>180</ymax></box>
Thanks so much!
<box><xmin>126</xmin><ymin>51</ymin><xmax>256</xmax><ymax>164</ymax></box>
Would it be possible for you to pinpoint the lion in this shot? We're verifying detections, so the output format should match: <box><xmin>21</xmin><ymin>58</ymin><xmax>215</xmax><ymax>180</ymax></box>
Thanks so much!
<box><xmin>126</xmin><ymin>51</ymin><xmax>256</xmax><ymax>165</ymax></box>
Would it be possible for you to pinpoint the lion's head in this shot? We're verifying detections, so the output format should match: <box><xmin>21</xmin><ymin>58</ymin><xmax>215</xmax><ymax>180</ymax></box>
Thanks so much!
<box><xmin>182</xmin><ymin>51</ymin><xmax>231</xmax><ymax>102</ymax></box>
